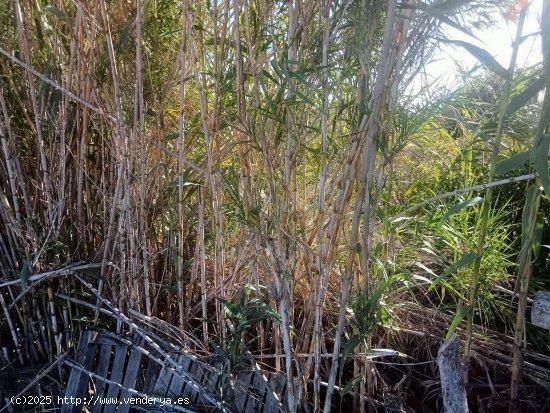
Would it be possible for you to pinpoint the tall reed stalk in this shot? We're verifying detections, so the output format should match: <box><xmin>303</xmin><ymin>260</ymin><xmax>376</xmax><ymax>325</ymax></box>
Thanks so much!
<box><xmin>510</xmin><ymin>1</ymin><xmax>550</xmax><ymax>408</ymax></box>
<box><xmin>464</xmin><ymin>1</ymin><xmax>528</xmax><ymax>372</ymax></box>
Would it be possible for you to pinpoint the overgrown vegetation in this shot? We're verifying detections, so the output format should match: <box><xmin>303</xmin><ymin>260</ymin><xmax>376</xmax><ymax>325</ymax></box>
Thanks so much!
<box><xmin>1</xmin><ymin>0</ymin><xmax>549</xmax><ymax>412</ymax></box>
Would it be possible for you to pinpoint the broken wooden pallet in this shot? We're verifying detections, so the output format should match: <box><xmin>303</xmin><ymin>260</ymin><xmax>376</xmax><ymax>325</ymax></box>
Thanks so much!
<box><xmin>60</xmin><ymin>330</ymin><xmax>284</xmax><ymax>413</ymax></box>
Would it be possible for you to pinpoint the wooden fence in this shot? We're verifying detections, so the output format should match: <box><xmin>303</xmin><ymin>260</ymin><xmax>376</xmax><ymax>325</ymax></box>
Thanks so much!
<box><xmin>60</xmin><ymin>330</ymin><xmax>284</xmax><ymax>413</ymax></box>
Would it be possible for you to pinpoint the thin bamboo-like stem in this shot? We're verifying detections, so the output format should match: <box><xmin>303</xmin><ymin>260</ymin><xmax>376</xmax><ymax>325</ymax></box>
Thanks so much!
<box><xmin>47</xmin><ymin>286</ymin><xmax>60</xmax><ymax>360</ymax></box>
<box><xmin>271</xmin><ymin>1</ymin><xmax>301</xmax><ymax>410</ymax></box>
<box><xmin>96</xmin><ymin>0</ymin><xmax>130</xmax><ymax>313</ymax></box>
<box><xmin>0</xmin><ymin>93</ymin><xmax>23</xmax><ymax>227</ymax></box>
<box><xmin>0</xmin><ymin>187</ymin><xmax>25</xmax><ymax>271</ymax></box>
<box><xmin>75</xmin><ymin>3</ymin><xmax>87</xmax><ymax>259</ymax></box>
<box><xmin>313</xmin><ymin>1</ymin><xmax>331</xmax><ymax>411</ymax></box>
<box><xmin>242</xmin><ymin>0</ymin><xmax>284</xmax><ymax>376</ymax></box>
<box><xmin>464</xmin><ymin>3</ymin><xmax>528</xmax><ymax>375</ymax></box>
<box><xmin>14</xmin><ymin>0</ymin><xmax>54</xmax><ymax>227</ymax></box>
<box><xmin>233</xmin><ymin>0</ymin><xmax>255</xmax><ymax>286</ymax></box>
<box><xmin>323</xmin><ymin>179</ymin><xmax>364</xmax><ymax>413</ymax></box>
<box><xmin>0</xmin><ymin>292</ymin><xmax>24</xmax><ymax>364</ymax></box>
<box><xmin>133</xmin><ymin>0</ymin><xmax>152</xmax><ymax>316</ymax></box>
<box><xmin>510</xmin><ymin>2</ymin><xmax>550</xmax><ymax>405</ymax></box>
<box><xmin>0</xmin><ymin>234</ymin><xmax>15</xmax><ymax>275</ymax></box>
<box><xmin>184</xmin><ymin>0</ymin><xmax>226</xmax><ymax>342</ymax></box>
<box><xmin>53</xmin><ymin>9</ymin><xmax>78</xmax><ymax>246</ymax></box>
<box><xmin>198</xmin><ymin>188</ymin><xmax>208</xmax><ymax>347</ymax></box>
<box><xmin>266</xmin><ymin>237</ymin><xmax>300</xmax><ymax>413</ymax></box>
<box><xmin>0</xmin><ymin>112</ymin><xmax>28</xmax><ymax>271</ymax></box>
<box><xmin>357</xmin><ymin>2</ymin><xmax>398</xmax><ymax>411</ymax></box>
<box><xmin>177</xmin><ymin>3</ymin><xmax>188</xmax><ymax>331</ymax></box>
<box><xmin>0</xmin><ymin>80</ymin><xmax>30</xmax><ymax>219</ymax></box>
<box><xmin>317</xmin><ymin>129</ymin><xmax>367</xmax><ymax>413</ymax></box>
<box><xmin>213</xmin><ymin>1</ymin><xmax>229</xmax><ymax>344</ymax></box>
<box><xmin>510</xmin><ymin>180</ymin><xmax>541</xmax><ymax>411</ymax></box>
<box><xmin>32</xmin><ymin>295</ymin><xmax>48</xmax><ymax>361</ymax></box>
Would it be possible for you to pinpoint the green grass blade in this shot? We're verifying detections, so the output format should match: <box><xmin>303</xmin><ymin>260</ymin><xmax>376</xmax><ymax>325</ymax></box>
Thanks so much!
<box><xmin>429</xmin><ymin>252</ymin><xmax>477</xmax><ymax>291</ymax></box>
<box><xmin>447</xmin><ymin>304</ymin><xmax>471</xmax><ymax>339</ymax></box>
<box><xmin>445</xmin><ymin>40</ymin><xmax>511</xmax><ymax>80</ymax></box>
<box><xmin>495</xmin><ymin>150</ymin><xmax>532</xmax><ymax>176</ymax></box>
<box><xmin>505</xmin><ymin>76</ymin><xmax>545</xmax><ymax>116</ymax></box>
<box><xmin>441</xmin><ymin>197</ymin><xmax>483</xmax><ymax>224</ymax></box>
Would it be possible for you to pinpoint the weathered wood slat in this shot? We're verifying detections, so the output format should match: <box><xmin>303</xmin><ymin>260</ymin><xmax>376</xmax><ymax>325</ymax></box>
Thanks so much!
<box><xmin>235</xmin><ymin>371</ymin><xmax>253</xmax><ymax>411</ymax></box>
<box><xmin>192</xmin><ymin>357</ymin><xmax>222</xmax><ymax>398</ymax></box>
<box><xmin>102</xmin><ymin>344</ymin><xmax>127</xmax><ymax>413</ymax></box>
<box><xmin>167</xmin><ymin>355</ymin><xmax>191</xmax><ymax>398</ymax></box>
<box><xmin>91</xmin><ymin>343</ymin><xmax>113</xmax><ymax>413</ymax></box>
<box><xmin>143</xmin><ymin>354</ymin><xmax>161</xmax><ymax>393</ymax></box>
<box><xmin>61</xmin><ymin>331</ymin><xmax>98</xmax><ymax>413</ymax></box>
<box><xmin>262</xmin><ymin>384</ymin><xmax>283</xmax><ymax>412</ymax></box>
<box><xmin>267</xmin><ymin>371</ymin><xmax>286</xmax><ymax>397</ymax></box>
<box><xmin>183</xmin><ymin>360</ymin><xmax>202</xmax><ymax>404</ymax></box>
<box><xmin>118</xmin><ymin>347</ymin><xmax>143</xmax><ymax>413</ymax></box>
<box><xmin>202</xmin><ymin>364</ymin><xmax>221</xmax><ymax>395</ymax></box>
<box><xmin>237</xmin><ymin>370</ymin><xmax>269</xmax><ymax>412</ymax></box>
<box><xmin>94</xmin><ymin>334</ymin><xmax>126</xmax><ymax>346</ymax></box>
<box><xmin>153</xmin><ymin>355</ymin><xmax>176</xmax><ymax>395</ymax></box>
<box><xmin>181</xmin><ymin>358</ymin><xmax>201</xmax><ymax>403</ymax></box>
